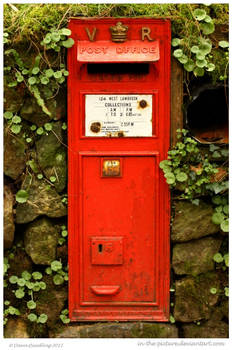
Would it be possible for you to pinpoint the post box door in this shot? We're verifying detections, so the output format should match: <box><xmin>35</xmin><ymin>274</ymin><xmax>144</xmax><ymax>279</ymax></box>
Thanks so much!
<box><xmin>68</xmin><ymin>18</ymin><xmax>170</xmax><ymax>321</ymax></box>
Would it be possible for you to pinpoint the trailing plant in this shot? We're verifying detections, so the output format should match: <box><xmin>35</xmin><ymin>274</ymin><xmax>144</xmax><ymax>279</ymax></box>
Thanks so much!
<box><xmin>59</xmin><ymin>309</ymin><xmax>70</xmax><ymax>324</ymax></box>
<box><xmin>159</xmin><ymin>129</ymin><xmax>229</xmax><ymax>232</ymax></box>
<box><xmin>45</xmin><ymin>260</ymin><xmax>68</xmax><ymax>285</ymax></box>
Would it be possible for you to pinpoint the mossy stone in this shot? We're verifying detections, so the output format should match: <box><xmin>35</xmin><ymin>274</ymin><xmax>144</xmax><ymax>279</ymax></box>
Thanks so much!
<box><xmin>4</xmin><ymin>128</ymin><xmax>27</xmax><ymax>180</ymax></box>
<box><xmin>172</xmin><ymin>200</ymin><xmax>219</xmax><ymax>242</ymax></box>
<box><xmin>16</xmin><ymin>174</ymin><xmax>67</xmax><ymax>224</ymax></box>
<box><xmin>36</xmin><ymin>121</ymin><xmax>67</xmax><ymax>193</ymax></box>
<box><xmin>172</xmin><ymin>236</ymin><xmax>222</xmax><ymax>276</ymax></box>
<box><xmin>182</xmin><ymin>318</ymin><xmax>228</xmax><ymax>338</ymax></box>
<box><xmin>4</xmin><ymin>184</ymin><xmax>15</xmax><ymax>249</ymax></box>
<box><xmin>24</xmin><ymin>217</ymin><xmax>58</xmax><ymax>265</ymax></box>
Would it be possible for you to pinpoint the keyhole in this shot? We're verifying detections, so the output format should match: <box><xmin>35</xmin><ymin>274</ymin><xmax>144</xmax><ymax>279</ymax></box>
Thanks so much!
<box><xmin>98</xmin><ymin>244</ymin><xmax>103</xmax><ymax>253</ymax></box>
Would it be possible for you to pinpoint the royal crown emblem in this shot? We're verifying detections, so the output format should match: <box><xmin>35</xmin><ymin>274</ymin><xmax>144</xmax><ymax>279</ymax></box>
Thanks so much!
<box><xmin>110</xmin><ymin>22</ymin><xmax>128</xmax><ymax>43</ymax></box>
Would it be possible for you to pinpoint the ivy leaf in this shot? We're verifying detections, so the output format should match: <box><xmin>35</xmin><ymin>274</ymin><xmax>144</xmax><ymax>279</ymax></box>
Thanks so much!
<box><xmin>45</xmin><ymin>267</ymin><xmax>52</xmax><ymax>275</ymax></box>
<box><xmin>220</xmin><ymin>219</ymin><xmax>229</xmax><ymax>233</ymax></box>
<box><xmin>204</xmin><ymin>15</ymin><xmax>212</xmax><ymax>23</ymax></box>
<box><xmin>37</xmin><ymin>174</ymin><xmax>43</xmax><ymax>180</ymax></box>
<box><xmin>36</xmin><ymin>127</ymin><xmax>44</xmax><ymax>135</ymax></box>
<box><xmin>173</xmin><ymin>49</ymin><xmax>183</xmax><ymax>58</ymax></box>
<box><xmin>171</xmin><ymin>38</ymin><xmax>181</xmax><ymax>47</ymax></box>
<box><xmin>45</xmin><ymin>69</ymin><xmax>54</xmax><ymax>78</ymax></box>
<box><xmin>62</xmin><ymin>38</ymin><xmax>74</xmax><ymax>48</ymax></box>
<box><xmin>193</xmin><ymin>9</ymin><xmax>206</xmax><ymax>21</ymax></box>
<box><xmin>224</xmin><ymin>287</ymin><xmax>229</xmax><ymax>297</ymax></box>
<box><xmin>196</xmin><ymin>59</ymin><xmax>207</xmax><ymax>68</ymax></box>
<box><xmin>54</xmin><ymin>71</ymin><xmax>62</xmax><ymax>79</ymax></box>
<box><xmin>223</xmin><ymin>205</ymin><xmax>229</xmax><ymax>215</ymax></box>
<box><xmin>165</xmin><ymin>173</ymin><xmax>176</xmax><ymax>185</ymax></box>
<box><xmin>210</xmin><ymin>287</ymin><xmax>217</xmax><ymax>295</ymax></box>
<box><xmin>32</xmin><ymin>271</ymin><xmax>43</xmax><ymax>280</ymax></box>
<box><xmin>17</xmin><ymin>278</ymin><xmax>26</xmax><ymax>287</ymax></box>
<box><xmin>16</xmin><ymin>190</ymin><xmax>28</xmax><ymax>203</ymax></box>
<box><xmin>184</xmin><ymin>59</ymin><xmax>195</xmax><ymax>72</ymax></box>
<box><xmin>15</xmin><ymin>288</ymin><xmax>25</xmax><ymax>299</ymax></box>
<box><xmin>224</xmin><ymin>254</ymin><xmax>229</xmax><ymax>267</ymax></box>
<box><xmin>60</xmin><ymin>28</ymin><xmax>71</xmax><ymax>36</ymax></box>
<box><xmin>196</xmin><ymin>51</ymin><xmax>206</xmax><ymax>61</ymax></box>
<box><xmin>219</xmin><ymin>41</ymin><xmax>229</xmax><ymax>48</ymax></box>
<box><xmin>32</xmin><ymin>67</ymin><xmax>40</xmax><ymax>75</ymax></box>
<box><xmin>193</xmin><ymin>67</ymin><xmax>204</xmax><ymax>77</ymax></box>
<box><xmin>176</xmin><ymin>172</ymin><xmax>188</xmax><ymax>182</ymax></box>
<box><xmin>53</xmin><ymin>274</ymin><xmax>64</xmax><ymax>285</ymax></box>
<box><xmin>178</xmin><ymin>55</ymin><xmax>188</xmax><ymax>64</ymax></box>
<box><xmin>169</xmin><ymin>315</ymin><xmax>176</xmax><ymax>324</ymax></box>
<box><xmin>39</xmin><ymin>281</ymin><xmax>47</xmax><ymax>290</ymax></box>
<box><xmin>51</xmin><ymin>32</ymin><xmax>60</xmax><ymax>42</ymax></box>
<box><xmin>44</xmin><ymin>123</ymin><xmax>52</xmax><ymax>131</ymax></box>
<box><xmin>11</xmin><ymin>124</ymin><xmax>22</xmax><ymax>134</ymax></box>
<box><xmin>27</xmin><ymin>300</ymin><xmax>37</xmax><ymax>310</ymax></box>
<box><xmin>213</xmin><ymin>253</ymin><xmax>224</xmax><ymax>263</ymax></box>
<box><xmin>191</xmin><ymin>45</ymin><xmax>199</xmax><ymax>53</ymax></box>
<box><xmin>61</xmin><ymin>230</ymin><xmax>68</xmax><ymax>237</ymax></box>
<box><xmin>28</xmin><ymin>77</ymin><xmax>37</xmax><ymax>85</ymax></box>
<box><xmin>60</xmin><ymin>314</ymin><xmax>70</xmax><ymax>324</ymax></box>
<box><xmin>206</xmin><ymin>63</ymin><xmax>215</xmax><ymax>72</ymax></box>
<box><xmin>28</xmin><ymin>313</ymin><xmax>37</xmax><ymax>322</ymax></box>
<box><xmin>200</xmin><ymin>22</ymin><xmax>215</xmax><ymax>35</ymax></box>
<box><xmin>212</xmin><ymin>212</ymin><xmax>224</xmax><ymax>225</ymax></box>
<box><xmin>9</xmin><ymin>275</ymin><xmax>18</xmax><ymax>284</ymax></box>
<box><xmin>51</xmin><ymin>260</ymin><xmax>62</xmax><ymax>271</ymax></box>
<box><xmin>41</xmin><ymin>76</ymin><xmax>49</xmax><ymax>85</ymax></box>
<box><xmin>4</xmin><ymin>111</ymin><xmax>13</xmax><ymax>120</ymax></box>
<box><xmin>50</xmin><ymin>176</ymin><xmax>56</xmax><ymax>183</ymax></box>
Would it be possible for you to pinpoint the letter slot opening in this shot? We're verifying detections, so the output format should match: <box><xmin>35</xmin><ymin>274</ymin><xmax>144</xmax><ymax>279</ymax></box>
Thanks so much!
<box><xmin>87</xmin><ymin>63</ymin><xmax>149</xmax><ymax>75</ymax></box>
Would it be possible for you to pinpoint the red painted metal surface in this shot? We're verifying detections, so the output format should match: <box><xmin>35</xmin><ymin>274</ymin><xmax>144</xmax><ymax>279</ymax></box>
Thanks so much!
<box><xmin>68</xmin><ymin>18</ymin><xmax>171</xmax><ymax>322</ymax></box>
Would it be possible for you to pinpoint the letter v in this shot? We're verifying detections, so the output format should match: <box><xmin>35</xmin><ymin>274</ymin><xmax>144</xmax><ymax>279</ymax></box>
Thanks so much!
<box><xmin>85</xmin><ymin>27</ymin><xmax>97</xmax><ymax>41</ymax></box>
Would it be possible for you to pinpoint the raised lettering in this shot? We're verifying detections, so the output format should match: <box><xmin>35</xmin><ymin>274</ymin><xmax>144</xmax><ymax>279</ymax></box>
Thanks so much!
<box><xmin>85</xmin><ymin>27</ymin><xmax>97</xmax><ymax>41</ymax></box>
<box><xmin>141</xmin><ymin>27</ymin><xmax>154</xmax><ymax>41</ymax></box>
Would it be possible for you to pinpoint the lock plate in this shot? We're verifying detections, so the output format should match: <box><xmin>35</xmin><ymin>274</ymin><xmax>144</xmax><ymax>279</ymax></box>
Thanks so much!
<box><xmin>102</xmin><ymin>159</ymin><xmax>121</xmax><ymax>177</ymax></box>
<box><xmin>91</xmin><ymin>237</ymin><xmax>123</xmax><ymax>265</ymax></box>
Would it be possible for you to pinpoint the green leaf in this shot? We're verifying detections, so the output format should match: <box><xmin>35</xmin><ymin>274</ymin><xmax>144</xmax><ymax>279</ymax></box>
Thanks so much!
<box><xmin>61</xmin><ymin>230</ymin><xmax>68</xmax><ymax>237</ymax></box>
<box><xmin>63</xmin><ymin>70</ymin><xmax>69</xmax><ymax>77</ymax></box>
<box><xmin>37</xmin><ymin>314</ymin><xmax>48</xmax><ymax>324</ymax></box>
<box><xmin>210</xmin><ymin>287</ymin><xmax>217</xmax><ymax>295</ymax></box>
<box><xmin>41</xmin><ymin>76</ymin><xmax>49</xmax><ymax>85</ymax></box>
<box><xmin>36</xmin><ymin>127</ymin><xmax>44</xmax><ymax>135</ymax></box>
<box><xmin>4</xmin><ymin>301</ymin><xmax>10</xmax><ymax>306</ymax></box>
<box><xmin>51</xmin><ymin>260</ymin><xmax>62</xmax><ymax>271</ymax></box>
<box><xmin>22</xmin><ymin>69</ymin><xmax>29</xmax><ymax>75</ymax></box>
<box><xmin>194</xmin><ymin>67</ymin><xmax>204</xmax><ymax>77</ymax></box>
<box><xmin>27</xmin><ymin>300</ymin><xmax>37</xmax><ymax>310</ymax></box>
<box><xmin>224</xmin><ymin>287</ymin><xmax>229</xmax><ymax>297</ymax></box>
<box><xmin>28</xmin><ymin>77</ymin><xmax>37</xmax><ymax>85</ymax></box>
<box><xmin>173</xmin><ymin>49</ymin><xmax>183</xmax><ymax>58</ymax></box>
<box><xmin>212</xmin><ymin>212</ymin><xmax>224</xmax><ymax>225</ymax></box>
<box><xmin>165</xmin><ymin>173</ymin><xmax>176</xmax><ymax>185</ymax></box>
<box><xmin>37</xmin><ymin>173</ymin><xmax>43</xmax><ymax>180</ymax></box>
<box><xmin>62</xmin><ymin>122</ymin><xmax>67</xmax><ymax>130</ymax></box>
<box><xmin>28</xmin><ymin>313</ymin><xmax>37</xmax><ymax>322</ymax></box>
<box><xmin>54</xmin><ymin>71</ymin><xmax>62</xmax><ymax>79</ymax></box>
<box><xmin>16</xmin><ymin>190</ymin><xmax>28</xmax><ymax>203</ymax></box>
<box><xmin>11</xmin><ymin>124</ymin><xmax>22</xmax><ymax>134</ymax></box>
<box><xmin>17</xmin><ymin>278</ymin><xmax>26</xmax><ymax>287</ymax></box>
<box><xmin>178</xmin><ymin>55</ymin><xmax>188</xmax><ymax>64</ymax></box>
<box><xmin>191</xmin><ymin>45</ymin><xmax>199</xmax><ymax>53</ymax></box>
<box><xmin>26</xmin><ymin>281</ymin><xmax>34</xmax><ymax>289</ymax></box>
<box><xmin>45</xmin><ymin>69</ymin><xmax>54</xmax><ymax>78</ymax></box>
<box><xmin>200</xmin><ymin>22</ymin><xmax>215</xmax><ymax>35</ymax></box>
<box><xmin>61</xmin><ymin>28</ymin><xmax>71</xmax><ymax>36</ymax></box>
<box><xmin>44</xmin><ymin>123</ymin><xmax>52</xmax><ymax>131</ymax></box>
<box><xmin>60</xmin><ymin>314</ymin><xmax>70</xmax><ymax>324</ymax></box>
<box><xmin>32</xmin><ymin>282</ymin><xmax>41</xmax><ymax>292</ymax></box>
<box><xmin>220</xmin><ymin>219</ymin><xmax>229</xmax><ymax>233</ymax></box>
<box><xmin>50</xmin><ymin>176</ymin><xmax>56</xmax><ymax>183</ymax></box>
<box><xmin>171</xmin><ymin>38</ymin><xmax>181</xmax><ymax>47</ymax></box>
<box><xmin>4</xmin><ymin>111</ymin><xmax>13</xmax><ymax>119</ymax></box>
<box><xmin>204</xmin><ymin>15</ymin><xmax>212</xmax><ymax>23</ymax></box>
<box><xmin>176</xmin><ymin>172</ymin><xmax>188</xmax><ymax>182</ymax></box>
<box><xmin>206</xmin><ymin>63</ymin><xmax>215</xmax><ymax>72</ymax></box>
<box><xmin>26</xmin><ymin>138</ymin><xmax>32</xmax><ymax>143</ymax></box>
<box><xmin>62</xmin><ymin>38</ymin><xmax>74</xmax><ymax>48</ymax></box>
<box><xmin>53</xmin><ymin>274</ymin><xmax>64</xmax><ymax>285</ymax></box>
<box><xmin>30</xmin><ymin>124</ymin><xmax>37</xmax><ymax>131</ymax></box>
<box><xmin>32</xmin><ymin>271</ymin><xmax>43</xmax><ymax>280</ymax></box>
<box><xmin>44</xmin><ymin>34</ymin><xmax>51</xmax><ymax>44</ymax></box>
<box><xmin>51</xmin><ymin>32</ymin><xmax>61</xmax><ymax>42</ymax></box>
<box><xmin>219</xmin><ymin>41</ymin><xmax>229</xmax><ymax>48</ymax></box>
<box><xmin>15</xmin><ymin>288</ymin><xmax>25</xmax><ymax>299</ymax></box>
<box><xmin>184</xmin><ymin>59</ymin><xmax>195</xmax><ymax>72</ymax></box>
<box><xmin>39</xmin><ymin>281</ymin><xmax>46</xmax><ymax>290</ymax></box>
<box><xmin>212</xmin><ymin>151</ymin><xmax>221</xmax><ymax>158</ymax></box>
<box><xmin>61</xmin><ymin>309</ymin><xmax>69</xmax><ymax>315</ymax></box>
<box><xmin>213</xmin><ymin>253</ymin><xmax>224</xmax><ymax>263</ymax></box>
<box><xmin>199</xmin><ymin>40</ymin><xmax>212</xmax><ymax>54</ymax></box>
<box><xmin>196</xmin><ymin>51</ymin><xmax>206</xmax><ymax>61</ymax></box>
<box><xmin>9</xmin><ymin>275</ymin><xmax>18</xmax><ymax>284</ymax></box>
<box><xmin>45</xmin><ymin>267</ymin><xmax>52</xmax><ymax>275</ymax></box>
<box><xmin>169</xmin><ymin>315</ymin><xmax>175</xmax><ymax>324</ymax></box>
<box><xmin>193</xmin><ymin>9</ymin><xmax>206</xmax><ymax>21</ymax></box>
<box><xmin>32</xmin><ymin>67</ymin><xmax>40</xmax><ymax>75</ymax></box>
<box><xmin>196</xmin><ymin>59</ymin><xmax>207</xmax><ymax>68</ymax></box>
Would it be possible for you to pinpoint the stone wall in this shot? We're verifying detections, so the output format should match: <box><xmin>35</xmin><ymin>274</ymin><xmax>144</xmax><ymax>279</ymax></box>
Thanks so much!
<box><xmin>4</xmin><ymin>80</ymin><xmax>228</xmax><ymax>339</ymax></box>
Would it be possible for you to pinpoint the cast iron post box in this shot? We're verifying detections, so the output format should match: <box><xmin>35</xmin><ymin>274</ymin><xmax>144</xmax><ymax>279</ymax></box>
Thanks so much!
<box><xmin>68</xmin><ymin>18</ymin><xmax>171</xmax><ymax>321</ymax></box>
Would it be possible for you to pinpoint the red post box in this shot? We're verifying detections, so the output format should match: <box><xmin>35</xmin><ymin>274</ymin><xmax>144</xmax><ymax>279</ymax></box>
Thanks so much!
<box><xmin>68</xmin><ymin>18</ymin><xmax>171</xmax><ymax>321</ymax></box>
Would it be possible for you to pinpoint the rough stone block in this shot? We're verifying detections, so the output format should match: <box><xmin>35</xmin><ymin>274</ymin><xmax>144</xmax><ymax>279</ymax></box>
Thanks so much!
<box><xmin>16</xmin><ymin>174</ymin><xmax>67</xmax><ymax>224</ymax></box>
<box><xmin>172</xmin><ymin>236</ymin><xmax>222</xmax><ymax>276</ymax></box>
<box><xmin>50</xmin><ymin>322</ymin><xmax>178</xmax><ymax>338</ymax></box>
<box><xmin>174</xmin><ymin>272</ymin><xmax>220</xmax><ymax>322</ymax></box>
<box><xmin>182</xmin><ymin>319</ymin><xmax>228</xmax><ymax>338</ymax></box>
<box><xmin>4</xmin><ymin>129</ymin><xmax>27</xmax><ymax>180</ymax></box>
<box><xmin>4</xmin><ymin>184</ymin><xmax>15</xmax><ymax>249</ymax></box>
<box><xmin>24</xmin><ymin>217</ymin><xmax>58</xmax><ymax>265</ymax></box>
<box><xmin>172</xmin><ymin>201</ymin><xmax>219</xmax><ymax>242</ymax></box>
<box><xmin>36</xmin><ymin>121</ymin><xmax>67</xmax><ymax>192</ymax></box>
<box><xmin>4</xmin><ymin>318</ymin><xmax>29</xmax><ymax>338</ymax></box>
